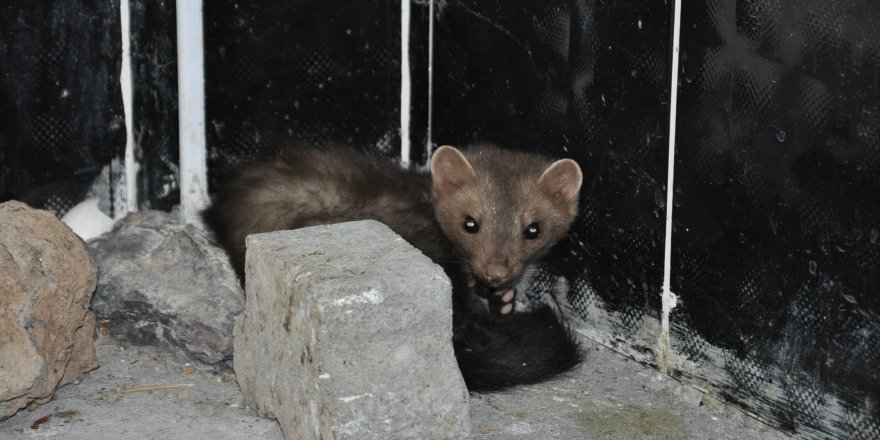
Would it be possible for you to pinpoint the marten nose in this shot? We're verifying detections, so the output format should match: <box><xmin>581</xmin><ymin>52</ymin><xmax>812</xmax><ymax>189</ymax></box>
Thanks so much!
<box><xmin>485</xmin><ymin>263</ymin><xmax>509</xmax><ymax>285</ymax></box>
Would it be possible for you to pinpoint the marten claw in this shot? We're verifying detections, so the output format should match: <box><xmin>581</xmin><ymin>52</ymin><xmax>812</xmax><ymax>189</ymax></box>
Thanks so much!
<box><xmin>468</xmin><ymin>279</ymin><xmax>516</xmax><ymax>316</ymax></box>
<box><xmin>491</xmin><ymin>288</ymin><xmax>516</xmax><ymax>315</ymax></box>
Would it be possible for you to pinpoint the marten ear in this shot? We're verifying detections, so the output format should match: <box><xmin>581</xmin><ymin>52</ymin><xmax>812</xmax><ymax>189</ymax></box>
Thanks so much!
<box><xmin>431</xmin><ymin>145</ymin><xmax>477</xmax><ymax>191</ymax></box>
<box><xmin>537</xmin><ymin>158</ymin><xmax>583</xmax><ymax>203</ymax></box>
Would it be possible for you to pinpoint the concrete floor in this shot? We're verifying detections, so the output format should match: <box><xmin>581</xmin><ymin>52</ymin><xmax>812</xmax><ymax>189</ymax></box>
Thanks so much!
<box><xmin>1</xmin><ymin>334</ymin><xmax>789</xmax><ymax>439</ymax></box>
<box><xmin>468</xmin><ymin>339</ymin><xmax>790</xmax><ymax>439</ymax></box>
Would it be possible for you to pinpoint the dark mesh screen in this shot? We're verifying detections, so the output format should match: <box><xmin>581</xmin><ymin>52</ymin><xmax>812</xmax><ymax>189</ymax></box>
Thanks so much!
<box><xmin>0</xmin><ymin>1</ymin><xmax>125</xmax><ymax>217</ymax></box>
<box><xmin>671</xmin><ymin>0</ymin><xmax>880</xmax><ymax>437</ymax></box>
<box><xmin>203</xmin><ymin>0</ymin><xmax>404</xmax><ymax>189</ymax></box>
<box><xmin>1</xmin><ymin>1</ymin><xmax>877</xmax><ymax>438</ymax></box>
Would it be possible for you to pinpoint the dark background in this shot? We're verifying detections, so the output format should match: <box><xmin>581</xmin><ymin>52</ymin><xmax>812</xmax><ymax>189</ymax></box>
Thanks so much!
<box><xmin>130</xmin><ymin>0</ymin><xmax>179</xmax><ymax>212</ymax></box>
<box><xmin>204</xmin><ymin>0</ymin><xmax>404</xmax><ymax>189</ymax></box>
<box><xmin>0</xmin><ymin>1</ymin><xmax>877</xmax><ymax>438</ymax></box>
<box><xmin>671</xmin><ymin>1</ymin><xmax>880</xmax><ymax>437</ymax></box>
<box><xmin>0</xmin><ymin>1</ymin><xmax>125</xmax><ymax>216</ymax></box>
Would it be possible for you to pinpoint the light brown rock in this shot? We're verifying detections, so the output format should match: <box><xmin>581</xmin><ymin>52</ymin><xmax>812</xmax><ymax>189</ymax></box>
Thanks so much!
<box><xmin>0</xmin><ymin>201</ymin><xmax>98</xmax><ymax>420</ymax></box>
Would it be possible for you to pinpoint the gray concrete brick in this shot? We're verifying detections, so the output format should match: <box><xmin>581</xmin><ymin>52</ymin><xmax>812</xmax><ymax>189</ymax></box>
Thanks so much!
<box><xmin>233</xmin><ymin>220</ymin><xmax>470</xmax><ymax>440</ymax></box>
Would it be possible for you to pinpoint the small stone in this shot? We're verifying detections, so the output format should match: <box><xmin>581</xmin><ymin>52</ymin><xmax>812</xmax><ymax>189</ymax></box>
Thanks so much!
<box><xmin>89</xmin><ymin>210</ymin><xmax>243</xmax><ymax>364</ymax></box>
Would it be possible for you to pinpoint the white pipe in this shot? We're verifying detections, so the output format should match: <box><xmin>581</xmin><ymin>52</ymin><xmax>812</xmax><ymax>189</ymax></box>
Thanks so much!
<box><xmin>659</xmin><ymin>0</ymin><xmax>682</xmax><ymax>373</ymax></box>
<box><xmin>425</xmin><ymin>0</ymin><xmax>434</xmax><ymax>160</ymax></box>
<box><xmin>176</xmin><ymin>0</ymin><xmax>209</xmax><ymax>225</ymax></box>
<box><xmin>119</xmin><ymin>0</ymin><xmax>138</xmax><ymax>216</ymax></box>
<box><xmin>400</xmin><ymin>0</ymin><xmax>412</xmax><ymax>166</ymax></box>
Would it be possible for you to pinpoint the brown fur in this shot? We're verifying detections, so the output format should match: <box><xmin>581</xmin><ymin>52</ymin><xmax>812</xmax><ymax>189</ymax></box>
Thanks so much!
<box><xmin>203</xmin><ymin>146</ymin><xmax>453</xmax><ymax>280</ymax></box>
<box><xmin>205</xmin><ymin>144</ymin><xmax>582</xmax><ymax>288</ymax></box>
<box><xmin>203</xmin><ymin>143</ymin><xmax>585</xmax><ymax>391</ymax></box>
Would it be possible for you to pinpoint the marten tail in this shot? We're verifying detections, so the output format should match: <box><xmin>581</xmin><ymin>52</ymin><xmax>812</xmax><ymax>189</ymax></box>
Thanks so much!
<box><xmin>453</xmin><ymin>306</ymin><xmax>582</xmax><ymax>392</ymax></box>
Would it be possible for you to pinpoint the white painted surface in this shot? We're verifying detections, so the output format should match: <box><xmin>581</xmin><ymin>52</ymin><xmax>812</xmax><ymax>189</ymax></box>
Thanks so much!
<box><xmin>659</xmin><ymin>0</ymin><xmax>683</xmax><ymax>372</ymax></box>
<box><xmin>425</xmin><ymin>0</ymin><xmax>435</xmax><ymax>160</ymax></box>
<box><xmin>331</xmin><ymin>289</ymin><xmax>385</xmax><ymax>307</ymax></box>
<box><xmin>119</xmin><ymin>0</ymin><xmax>139</xmax><ymax>216</ymax></box>
<box><xmin>400</xmin><ymin>0</ymin><xmax>412</xmax><ymax>166</ymax></box>
<box><xmin>61</xmin><ymin>198</ymin><xmax>115</xmax><ymax>240</ymax></box>
<box><xmin>176</xmin><ymin>0</ymin><xmax>209</xmax><ymax>225</ymax></box>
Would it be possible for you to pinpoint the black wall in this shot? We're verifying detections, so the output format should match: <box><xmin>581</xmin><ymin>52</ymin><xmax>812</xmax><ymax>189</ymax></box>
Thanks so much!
<box><xmin>204</xmin><ymin>0</ymin><xmax>404</xmax><ymax>189</ymax></box>
<box><xmin>671</xmin><ymin>1</ymin><xmax>880</xmax><ymax>437</ymax></box>
<box><xmin>130</xmin><ymin>0</ymin><xmax>178</xmax><ymax>212</ymax></box>
<box><xmin>0</xmin><ymin>1</ymin><xmax>125</xmax><ymax>216</ymax></box>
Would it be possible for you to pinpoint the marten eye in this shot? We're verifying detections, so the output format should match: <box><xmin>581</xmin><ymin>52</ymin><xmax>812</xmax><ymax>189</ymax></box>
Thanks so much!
<box><xmin>463</xmin><ymin>215</ymin><xmax>480</xmax><ymax>234</ymax></box>
<box><xmin>523</xmin><ymin>222</ymin><xmax>540</xmax><ymax>240</ymax></box>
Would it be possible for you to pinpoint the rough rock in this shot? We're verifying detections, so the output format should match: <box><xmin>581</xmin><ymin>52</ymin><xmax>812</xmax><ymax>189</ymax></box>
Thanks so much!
<box><xmin>234</xmin><ymin>220</ymin><xmax>471</xmax><ymax>439</ymax></box>
<box><xmin>88</xmin><ymin>210</ymin><xmax>243</xmax><ymax>364</ymax></box>
<box><xmin>0</xmin><ymin>201</ymin><xmax>98</xmax><ymax>420</ymax></box>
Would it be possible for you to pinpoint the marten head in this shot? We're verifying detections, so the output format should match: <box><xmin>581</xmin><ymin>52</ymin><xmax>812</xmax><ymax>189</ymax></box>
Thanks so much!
<box><xmin>431</xmin><ymin>144</ymin><xmax>582</xmax><ymax>290</ymax></box>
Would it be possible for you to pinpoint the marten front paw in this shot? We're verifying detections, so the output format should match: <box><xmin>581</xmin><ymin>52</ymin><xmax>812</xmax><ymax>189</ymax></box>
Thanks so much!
<box><xmin>469</xmin><ymin>278</ymin><xmax>516</xmax><ymax>315</ymax></box>
<box><xmin>490</xmin><ymin>288</ymin><xmax>515</xmax><ymax>315</ymax></box>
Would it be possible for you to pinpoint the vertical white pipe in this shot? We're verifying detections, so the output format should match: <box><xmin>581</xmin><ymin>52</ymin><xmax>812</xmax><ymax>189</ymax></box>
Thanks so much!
<box><xmin>176</xmin><ymin>0</ymin><xmax>209</xmax><ymax>225</ymax></box>
<box><xmin>659</xmin><ymin>0</ymin><xmax>683</xmax><ymax>373</ymax></box>
<box><xmin>400</xmin><ymin>0</ymin><xmax>412</xmax><ymax>166</ymax></box>
<box><xmin>119</xmin><ymin>0</ymin><xmax>138</xmax><ymax>216</ymax></box>
<box><xmin>425</xmin><ymin>0</ymin><xmax>434</xmax><ymax>160</ymax></box>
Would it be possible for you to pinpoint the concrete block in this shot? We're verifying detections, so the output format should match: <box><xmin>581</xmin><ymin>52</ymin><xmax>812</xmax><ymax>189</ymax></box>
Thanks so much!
<box><xmin>233</xmin><ymin>220</ymin><xmax>470</xmax><ymax>439</ymax></box>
